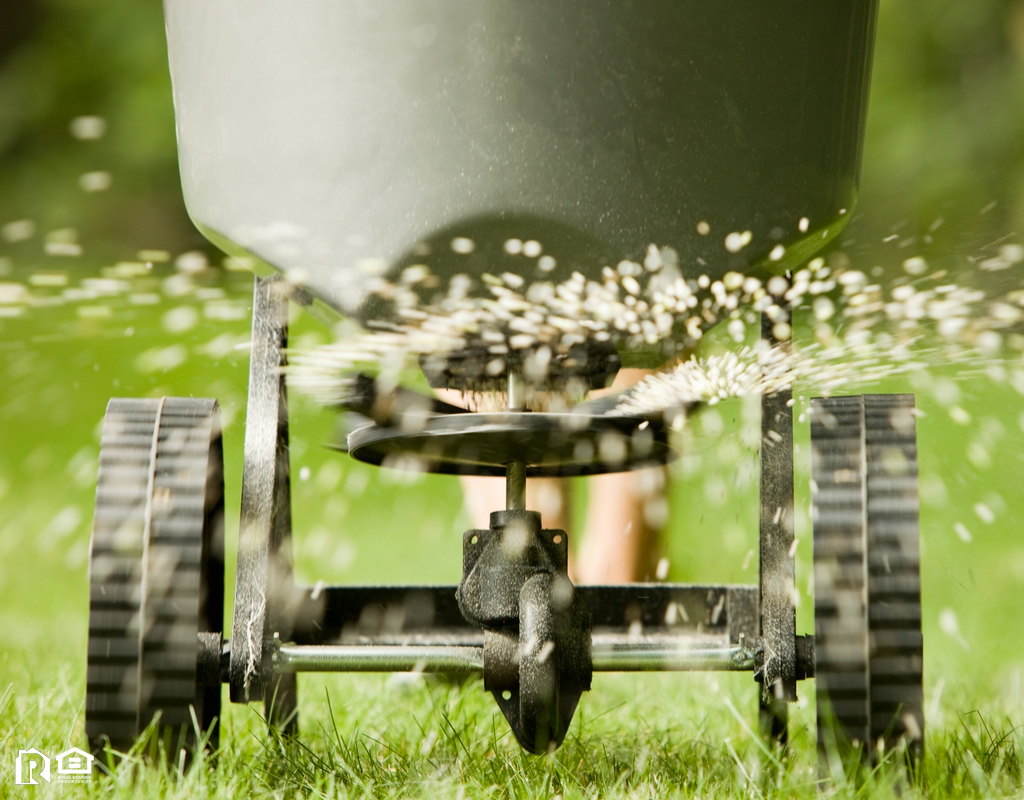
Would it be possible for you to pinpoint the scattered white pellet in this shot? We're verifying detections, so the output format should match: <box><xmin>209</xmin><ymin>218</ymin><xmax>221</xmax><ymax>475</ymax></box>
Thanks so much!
<box><xmin>903</xmin><ymin>256</ymin><xmax>928</xmax><ymax>275</ymax></box>
<box><xmin>724</xmin><ymin>231</ymin><xmax>752</xmax><ymax>253</ymax></box>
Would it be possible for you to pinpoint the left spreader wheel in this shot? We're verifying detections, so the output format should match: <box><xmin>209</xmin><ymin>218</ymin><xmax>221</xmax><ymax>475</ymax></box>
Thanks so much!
<box><xmin>86</xmin><ymin>398</ymin><xmax>225</xmax><ymax>763</ymax></box>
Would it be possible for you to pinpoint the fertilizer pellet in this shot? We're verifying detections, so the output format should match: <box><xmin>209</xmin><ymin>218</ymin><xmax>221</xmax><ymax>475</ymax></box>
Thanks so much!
<box><xmin>284</xmin><ymin>232</ymin><xmax>1023</xmax><ymax>418</ymax></box>
<box><xmin>0</xmin><ymin>215</ymin><xmax>1019</xmax><ymax>422</ymax></box>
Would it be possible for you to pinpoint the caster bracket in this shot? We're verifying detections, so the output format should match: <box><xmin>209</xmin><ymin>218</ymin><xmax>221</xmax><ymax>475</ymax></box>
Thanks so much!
<box><xmin>457</xmin><ymin>510</ymin><xmax>592</xmax><ymax>753</ymax></box>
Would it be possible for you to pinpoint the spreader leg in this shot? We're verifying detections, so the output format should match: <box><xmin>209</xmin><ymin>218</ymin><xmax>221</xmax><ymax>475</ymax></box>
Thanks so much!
<box><xmin>757</xmin><ymin>310</ymin><xmax>797</xmax><ymax>744</ymax></box>
<box><xmin>229</xmin><ymin>275</ymin><xmax>298</xmax><ymax>733</ymax></box>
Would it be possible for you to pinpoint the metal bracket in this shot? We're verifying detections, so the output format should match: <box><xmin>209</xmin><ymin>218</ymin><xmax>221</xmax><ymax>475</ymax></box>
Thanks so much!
<box><xmin>456</xmin><ymin>510</ymin><xmax>592</xmax><ymax>753</ymax></box>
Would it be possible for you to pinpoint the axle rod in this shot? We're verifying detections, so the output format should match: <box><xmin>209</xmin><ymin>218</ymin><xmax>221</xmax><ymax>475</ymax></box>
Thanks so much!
<box><xmin>273</xmin><ymin>640</ymin><xmax>756</xmax><ymax>674</ymax></box>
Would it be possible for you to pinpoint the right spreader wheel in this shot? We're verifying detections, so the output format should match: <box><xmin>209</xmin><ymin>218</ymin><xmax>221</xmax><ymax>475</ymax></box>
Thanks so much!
<box><xmin>810</xmin><ymin>394</ymin><xmax>924</xmax><ymax>767</ymax></box>
<box><xmin>86</xmin><ymin>398</ymin><xmax>225</xmax><ymax>764</ymax></box>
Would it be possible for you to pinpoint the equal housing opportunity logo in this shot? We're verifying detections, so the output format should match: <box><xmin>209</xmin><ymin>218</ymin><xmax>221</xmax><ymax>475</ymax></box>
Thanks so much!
<box><xmin>14</xmin><ymin>747</ymin><xmax>94</xmax><ymax>785</ymax></box>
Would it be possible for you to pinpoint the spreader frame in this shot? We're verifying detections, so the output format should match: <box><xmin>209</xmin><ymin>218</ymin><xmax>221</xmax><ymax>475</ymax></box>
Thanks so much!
<box><xmin>86</xmin><ymin>272</ymin><xmax>924</xmax><ymax>766</ymax></box>
<box><xmin>225</xmin><ymin>275</ymin><xmax>802</xmax><ymax>734</ymax></box>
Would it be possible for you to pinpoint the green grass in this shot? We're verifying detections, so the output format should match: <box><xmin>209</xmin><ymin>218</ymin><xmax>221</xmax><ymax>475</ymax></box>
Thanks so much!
<box><xmin>3</xmin><ymin>273</ymin><xmax>1024</xmax><ymax>798</ymax></box>
<box><xmin>4</xmin><ymin>666</ymin><xmax>1024</xmax><ymax>798</ymax></box>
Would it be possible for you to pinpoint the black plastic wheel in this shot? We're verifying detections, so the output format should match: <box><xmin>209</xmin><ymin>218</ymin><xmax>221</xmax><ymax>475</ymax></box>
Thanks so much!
<box><xmin>86</xmin><ymin>398</ymin><xmax>225</xmax><ymax>762</ymax></box>
<box><xmin>810</xmin><ymin>394</ymin><xmax>924</xmax><ymax>764</ymax></box>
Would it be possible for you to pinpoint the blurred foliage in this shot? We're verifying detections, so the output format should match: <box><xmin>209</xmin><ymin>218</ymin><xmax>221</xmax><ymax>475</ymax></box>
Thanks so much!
<box><xmin>0</xmin><ymin>0</ymin><xmax>1022</xmax><ymax>269</ymax></box>
<box><xmin>861</xmin><ymin>0</ymin><xmax>1024</xmax><ymax>242</ymax></box>
<box><xmin>0</xmin><ymin>0</ymin><xmax>201</xmax><ymax>265</ymax></box>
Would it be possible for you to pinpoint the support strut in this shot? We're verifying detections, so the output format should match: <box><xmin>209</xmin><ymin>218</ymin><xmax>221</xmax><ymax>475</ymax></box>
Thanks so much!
<box><xmin>758</xmin><ymin>309</ymin><xmax>798</xmax><ymax>744</ymax></box>
<box><xmin>229</xmin><ymin>276</ymin><xmax>299</xmax><ymax>731</ymax></box>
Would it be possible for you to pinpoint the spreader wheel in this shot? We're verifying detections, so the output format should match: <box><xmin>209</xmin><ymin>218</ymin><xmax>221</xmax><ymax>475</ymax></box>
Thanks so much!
<box><xmin>86</xmin><ymin>398</ymin><xmax>225</xmax><ymax>763</ymax></box>
<box><xmin>810</xmin><ymin>394</ymin><xmax>924</xmax><ymax>766</ymax></box>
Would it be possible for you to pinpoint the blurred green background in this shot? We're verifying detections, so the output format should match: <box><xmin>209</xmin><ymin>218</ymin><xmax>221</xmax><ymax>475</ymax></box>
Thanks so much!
<box><xmin>1</xmin><ymin>0</ymin><xmax>1023</xmax><ymax>748</ymax></box>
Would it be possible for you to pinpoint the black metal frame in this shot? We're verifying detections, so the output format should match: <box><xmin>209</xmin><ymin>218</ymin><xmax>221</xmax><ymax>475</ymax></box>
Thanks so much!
<box><xmin>229</xmin><ymin>276</ymin><xmax>297</xmax><ymax>727</ymax></box>
<box><xmin>757</xmin><ymin>312</ymin><xmax>797</xmax><ymax>741</ymax></box>
<box><xmin>228</xmin><ymin>275</ymin><xmax>804</xmax><ymax>739</ymax></box>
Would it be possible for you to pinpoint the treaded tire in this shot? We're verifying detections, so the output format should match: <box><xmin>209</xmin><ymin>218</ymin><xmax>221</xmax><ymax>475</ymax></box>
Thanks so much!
<box><xmin>86</xmin><ymin>398</ymin><xmax>225</xmax><ymax>763</ymax></box>
<box><xmin>811</xmin><ymin>394</ymin><xmax>924</xmax><ymax>765</ymax></box>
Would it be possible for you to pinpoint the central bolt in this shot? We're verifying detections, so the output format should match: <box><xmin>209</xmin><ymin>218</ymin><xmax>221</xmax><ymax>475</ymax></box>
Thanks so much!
<box><xmin>506</xmin><ymin>460</ymin><xmax>526</xmax><ymax>511</ymax></box>
<box><xmin>506</xmin><ymin>370</ymin><xmax>529</xmax><ymax>511</ymax></box>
